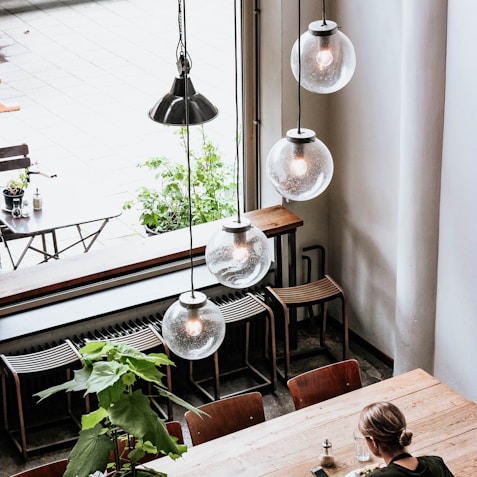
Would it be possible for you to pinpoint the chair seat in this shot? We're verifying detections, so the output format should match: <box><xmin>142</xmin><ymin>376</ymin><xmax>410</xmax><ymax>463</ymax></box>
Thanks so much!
<box><xmin>269</xmin><ymin>276</ymin><xmax>342</xmax><ymax>306</ymax></box>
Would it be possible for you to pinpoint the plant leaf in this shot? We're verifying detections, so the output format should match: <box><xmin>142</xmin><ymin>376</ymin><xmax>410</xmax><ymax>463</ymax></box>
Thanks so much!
<box><xmin>86</xmin><ymin>360</ymin><xmax>129</xmax><ymax>394</ymax></box>
<box><xmin>34</xmin><ymin>367</ymin><xmax>91</xmax><ymax>402</ymax></box>
<box><xmin>108</xmin><ymin>390</ymin><xmax>156</xmax><ymax>439</ymax></box>
<box><xmin>64</xmin><ymin>424</ymin><xmax>112</xmax><ymax>477</ymax></box>
<box><xmin>81</xmin><ymin>407</ymin><xmax>109</xmax><ymax>429</ymax></box>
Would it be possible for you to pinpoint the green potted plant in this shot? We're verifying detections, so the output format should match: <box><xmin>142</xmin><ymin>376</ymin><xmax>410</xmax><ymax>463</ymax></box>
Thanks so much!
<box><xmin>35</xmin><ymin>340</ymin><xmax>201</xmax><ymax>477</ymax></box>
<box><xmin>123</xmin><ymin>127</ymin><xmax>236</xmax><ymax>234</ymax></box>
<box><xmin>2</xmin><ymin>168</ymin><xmax>29</xmax><ymax>210</ymax></box>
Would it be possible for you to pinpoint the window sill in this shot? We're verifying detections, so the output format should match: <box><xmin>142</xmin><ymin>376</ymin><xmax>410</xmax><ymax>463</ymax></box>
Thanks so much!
<box><xmin>0</xmin><ymin>205</ymin><xmax>303</xmax><ymax>314</ymax></box>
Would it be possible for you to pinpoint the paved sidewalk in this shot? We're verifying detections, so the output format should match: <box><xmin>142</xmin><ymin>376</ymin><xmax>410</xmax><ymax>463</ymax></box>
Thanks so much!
<box><xmin>0</xmin><ymin>0</ymin><xmax>235</xmax><ymax>270</ymax></box>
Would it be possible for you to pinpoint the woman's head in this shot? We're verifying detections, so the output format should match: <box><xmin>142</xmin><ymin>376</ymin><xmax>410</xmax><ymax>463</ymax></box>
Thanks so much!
<box><xmin>358</xmin><ymin>402</ymin><xmax>413</xmax><ymax>453</ymax></box>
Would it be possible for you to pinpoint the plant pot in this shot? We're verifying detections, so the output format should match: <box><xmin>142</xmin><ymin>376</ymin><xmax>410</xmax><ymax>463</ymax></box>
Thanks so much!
<box><xmin>3</xmin><ymin>189</ymin><xmax>24</xmax><ymax>211</ymax></box>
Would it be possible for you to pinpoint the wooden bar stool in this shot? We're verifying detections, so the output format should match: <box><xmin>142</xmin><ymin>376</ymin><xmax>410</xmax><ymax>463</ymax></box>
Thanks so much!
<box><xmin>189</xmin><ymin>293</ymin><xmax>277</xmax><ymax>401</ymax></box>
<box><xmin>0</xmin><ymin>340</ymin><xmax>89</xmax><ymax>460</ymax></box>
<box><xmin>264</xmin><ymin>274</ymin><xmax>349</xmax><ymax>381</ymax></box>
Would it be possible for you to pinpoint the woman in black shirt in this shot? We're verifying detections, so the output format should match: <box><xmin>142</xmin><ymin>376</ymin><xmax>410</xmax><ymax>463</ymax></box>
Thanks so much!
<box><xmin>358</xmin><ymin>401</ymin><xmax>454</xmax><ymax>476</ymax></box>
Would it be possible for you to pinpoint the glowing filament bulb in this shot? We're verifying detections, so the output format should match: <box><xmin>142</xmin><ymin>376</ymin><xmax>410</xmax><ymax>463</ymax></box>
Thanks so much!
<box><xmin>232</xmin><ymin>244</ymin><xmax>250</xmax><ymax>263</ymax></box>
<box><xmin>185</xmin><ymin>316</ymin><xmax>203</xmax><ymax>336</ymax></box>
<box><xmin>290</xmin><ymin>156</ymin><xmax>308</xmax><ymax>176</ymax></box>
<box><xmin>316</xmin><ymin>48</ymin><xmax>333</xmax><ymax>69</ymax></box>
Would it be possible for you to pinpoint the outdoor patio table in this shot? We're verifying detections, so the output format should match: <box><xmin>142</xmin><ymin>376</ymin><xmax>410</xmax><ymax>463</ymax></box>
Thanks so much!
<box><xmin>0</xmin><ymin>191</ymin><xmax>121</xmax><ymax>269</ymax></box>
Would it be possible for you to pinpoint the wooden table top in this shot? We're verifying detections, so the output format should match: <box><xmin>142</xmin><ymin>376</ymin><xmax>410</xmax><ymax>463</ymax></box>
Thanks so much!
<box><xmin>146</xmin><ymin>369</ymin><xmax>477</xmax><ymax>477</ymax></box>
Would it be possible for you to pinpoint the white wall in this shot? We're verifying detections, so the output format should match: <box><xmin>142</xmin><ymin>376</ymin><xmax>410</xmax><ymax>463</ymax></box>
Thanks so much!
<box><xmin>259</xmin><ymin>1</ymin><xmax>477</xmax><ymax>402</ymax></box>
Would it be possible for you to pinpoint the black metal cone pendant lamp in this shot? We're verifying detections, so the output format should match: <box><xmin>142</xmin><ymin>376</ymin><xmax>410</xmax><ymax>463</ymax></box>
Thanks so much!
<box><xmin>148</xmin><ymin>0</ymin><xmax>218</xmax><ymax>126</ymax></box>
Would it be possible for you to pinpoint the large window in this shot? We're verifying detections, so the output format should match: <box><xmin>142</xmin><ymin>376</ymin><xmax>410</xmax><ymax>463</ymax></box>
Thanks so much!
<box><xmin>0</xmin><ymin>0</ymin><xmax>256</xmax><ymax>274</ymax></box>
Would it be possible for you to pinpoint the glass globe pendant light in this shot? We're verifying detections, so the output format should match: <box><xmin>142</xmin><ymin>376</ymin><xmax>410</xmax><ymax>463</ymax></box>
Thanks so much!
<box><xmin>205</xmin><ymin>0</ymin><xmax>271</xmax><ymax>289</ymax></box>
<box><xmin>290</xmin><ymin>0</ymin><xmax>356</xmax><ymax>94</ymax></box>
<box><xmin>206</xmin><ymin>217</ymin><xmax>271</xmax><ymax>289</ymax></box>
<box><xmin>267</xmin><ymin>127</ymin><xmax>333</xmax><ymax>201</ymax></box>
<box><xmin>162</xmin><ymin>291</ymin><xmax>225</xmax><ymax>360</ymax></box>
<box><xmin>160</xmin><ymin>0</ymin><xmax>225</xmax><ymax>360</ymax></box>
<box><xmin>266</xmin><ymin>0</ymin><xmax>333</xmax><ymax>202</ymax></box>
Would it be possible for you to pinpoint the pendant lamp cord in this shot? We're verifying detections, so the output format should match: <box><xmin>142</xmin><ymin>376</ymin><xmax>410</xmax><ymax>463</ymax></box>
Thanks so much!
<box><xmin>297</xmin><ymin>0</ymin><xmax>302</xmax><ymax>134</ymax></box>
<box><xmin>182</xmin><ymin>0</ymin><xmax>195</xmax><ymax>297</ymax></box>
<box><xmin>176</xmin><ymin>0</ymin><xmax>191</xmax><ymax>74</ymax></box>
<box><xmin>234</xmin><ymin>0</ymin><xmax>242</xmax><ymax>223</ymax></box>
<box><xmin>322</xmin><ymin>0</ymin><xmax>327</xmax><ymax>26</ymax></box>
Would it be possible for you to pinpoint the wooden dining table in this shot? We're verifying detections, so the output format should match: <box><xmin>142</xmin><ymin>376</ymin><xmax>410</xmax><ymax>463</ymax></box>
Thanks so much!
<box><xmin>146</xmin><ymin>369</ymin><xmax>477</xmax><ymax>477</ymax></box>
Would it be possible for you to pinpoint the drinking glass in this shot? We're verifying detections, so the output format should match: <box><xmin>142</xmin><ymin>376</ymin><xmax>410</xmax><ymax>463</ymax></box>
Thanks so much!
<box><xmin>353</xmin><ymin>429</ymin><xmax>370</xmax><ymax>462</ymax></box>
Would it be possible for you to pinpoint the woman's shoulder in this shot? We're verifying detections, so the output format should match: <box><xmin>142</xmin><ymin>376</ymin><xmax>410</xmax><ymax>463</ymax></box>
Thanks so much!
<box><xmin>417</xmin><ymin>456</ymin><xmax>454</xmax><ymax>476</ymax></box>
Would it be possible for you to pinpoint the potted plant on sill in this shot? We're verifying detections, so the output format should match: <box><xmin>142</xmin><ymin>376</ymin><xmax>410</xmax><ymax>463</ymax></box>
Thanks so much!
<box><xmin>35</xmin><ymin>340</ymin><xmax>201</xmax><ymax>477</ymax></box>
<box><xmin>2</xmin><ymin>168</ymin><xmax>29</xmax><ymax>210</ymax></box>
<box><xmin>123</xmin><ymin>126</ymin><xmax>236</xmax><ymax>235</ymax></box>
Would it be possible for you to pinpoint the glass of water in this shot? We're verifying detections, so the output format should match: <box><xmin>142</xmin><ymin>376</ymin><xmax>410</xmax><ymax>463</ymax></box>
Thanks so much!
<box><xmin>353</xmin><ymin>429</ymin><xmax>370</xmax><ymax>462</ymax></box>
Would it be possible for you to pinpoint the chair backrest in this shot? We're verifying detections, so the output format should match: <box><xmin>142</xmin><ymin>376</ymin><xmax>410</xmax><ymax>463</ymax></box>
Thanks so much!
<box><xmin>185</xmin><ymin>391</ymin><xmax>265</xmax><ymax>445</ymax></box>
<box><xmin>84</xmin><ymin>324</ymin><xmax>168</xmax><ymax>353</ymax></box>
<box><xmin>0</xmin><ymin>144</ymin><xmax>31</xmax><ymax>172</ymax></box>
<box><xmin>10</xmin><ymin>459</ymin><xmax>67</xmax><ymax>477</ymax></box>
<box><xmin>287</xmin><ymin>359</ymin><xmax>362</xmax><ymax>410</ymax></box>
<box><xmin>0</xmin><ymin>340</ymin><xmax>82</xmax><ymax>376</ymax></box>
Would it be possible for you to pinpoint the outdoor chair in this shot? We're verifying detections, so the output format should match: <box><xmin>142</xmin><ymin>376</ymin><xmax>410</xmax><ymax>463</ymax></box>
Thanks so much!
<box><xmin>184</xmin><ymin>391</ymin><xmax>265</xmax><ymax>446</ymax></box>
<box><xmin>287</xmin><ymin>359</ymin><xmax>362</xmax><ymax>410</ymax></box>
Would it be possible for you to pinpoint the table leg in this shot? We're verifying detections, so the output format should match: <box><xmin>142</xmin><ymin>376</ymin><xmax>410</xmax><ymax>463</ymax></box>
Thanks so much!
<box><xmin>288</xmin><ymin>230</ymin><xmax>298</xmax><ymax>349</ymax></box>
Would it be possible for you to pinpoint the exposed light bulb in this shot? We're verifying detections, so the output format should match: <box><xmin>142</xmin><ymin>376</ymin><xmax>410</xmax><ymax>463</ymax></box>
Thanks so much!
<box><xmin>162</xmin><ymin>291</ymin><xmax>225</xmax><ymax>360</ymax></box>
<box><xmin>232</xmin><ymin>243</ymin><xmax>250</xmax><ymax>263</ymax></box>
<box><xmin>290</xmin><ymin>156</ymin><xmax>308</xmax><ymax>177</ymax></box>
<box><xmin>205</xmin><ymin>218</ymin><xmax>271</xmax><ymax>289</ymax></box>
<box><xmin>184</xmin><ymin>316</ymin><xmax>203</xmax><ymax>336</ymax></box>
<box><xmin>316</xmin><ymin>48</ymin><xmax>333</xmax><ymax>69</ymax></box>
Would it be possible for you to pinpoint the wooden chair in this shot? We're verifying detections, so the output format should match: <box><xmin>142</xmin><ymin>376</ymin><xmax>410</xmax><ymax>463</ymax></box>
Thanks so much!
<box><xmin>10</xmin><ymin>459</ymin><xmax>68</xmax><ymax>477</ymax></box>
<box><xmin>84</xmin><ymin>324</ymin><xmax>174</xmax><ymax>420</ymax></box>
<box><xmin>189</xmin><ymin>293</ymin><xmax>277</xmax><ymax>401</ymax></box>
<box><xmin>0</xmin><ymin>340</ymin><xmax>89</xmax><ymax>460</ymax></box>
<box><xmin>0</xmin><ymin>144</ymin><xmax>31</xmax><ymax>173</ymax></box>
<box><xmin>264</xmin><ymin>274</ymin><xmax>349</xmax><ymax>380</ymax></box>
<box><xmin>287</xmin><ymin>359</ymin><xmax>362</xmax><ymax>410</ymax></box>
<box><xmin>184</xmin><ymin>391</ymin><xmax>265</xmax><ymax>446</ymax></box>
<box><xmin>0</xmin><ymin>144</ymin><xmax>31</xmax><ymax>269</ymax></box>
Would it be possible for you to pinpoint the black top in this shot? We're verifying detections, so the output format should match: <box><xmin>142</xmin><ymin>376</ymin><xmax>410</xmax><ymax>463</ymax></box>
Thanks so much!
<box><xmin>369</xmin><ymin>456</ymin><xmax>454</xmax><ymax>476</ymax></box>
